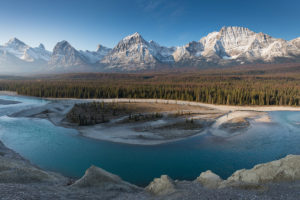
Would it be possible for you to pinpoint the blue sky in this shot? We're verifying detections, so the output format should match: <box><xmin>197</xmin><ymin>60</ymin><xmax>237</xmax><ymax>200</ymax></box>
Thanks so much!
<box><xmin>0</xmin><ymin>0</ymin><xmax>299</xmax><ymax>51</ymax></box>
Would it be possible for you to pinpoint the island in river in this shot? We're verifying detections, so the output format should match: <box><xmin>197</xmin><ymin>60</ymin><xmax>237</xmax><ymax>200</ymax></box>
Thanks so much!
<box><xmin>9</xmin><ymin>95</ymin><xmax>277</xmax><ymax>145</ymax></box>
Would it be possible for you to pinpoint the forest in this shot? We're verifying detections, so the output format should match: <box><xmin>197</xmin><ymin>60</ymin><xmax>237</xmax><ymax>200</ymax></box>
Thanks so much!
<box><xmin>0</xmin><ymin>63</ymin><xmax>299</xmax><ymax>106</ymax></box>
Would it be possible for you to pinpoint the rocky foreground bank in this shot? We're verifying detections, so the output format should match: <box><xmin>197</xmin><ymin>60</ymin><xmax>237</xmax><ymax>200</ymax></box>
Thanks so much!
<box><xmin>0</xmin><ymin>141</ymin><xmax>300</xmax><ymax>200</ymax></box>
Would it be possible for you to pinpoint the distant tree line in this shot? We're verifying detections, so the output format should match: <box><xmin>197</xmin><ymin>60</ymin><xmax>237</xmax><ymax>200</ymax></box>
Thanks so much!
<box><xmin>0</xmin><ymin>72</ymin><xmax>299</xmax><ymax>106</ymax></box>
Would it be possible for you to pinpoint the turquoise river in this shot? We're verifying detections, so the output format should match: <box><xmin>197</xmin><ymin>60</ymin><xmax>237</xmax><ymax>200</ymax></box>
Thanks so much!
<box><xmin>0</xmin><ymin>95</ymin><xmax>299</xmax><ymax>186</ymax></box>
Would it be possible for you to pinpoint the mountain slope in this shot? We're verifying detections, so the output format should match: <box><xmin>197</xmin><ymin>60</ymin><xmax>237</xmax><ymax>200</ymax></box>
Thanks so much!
<box><xmin>0</xmin><ymin>38</ymin><xmax>51</xmax><ymax>62</ymax></box>
<box><xmin>101</xmin><ymin>32</ymin><xmax>174</xmax><ymax>71</ymax></box>
<box><xmin>79</xmin><ymin>44</ymin><xmax>111</xmax><ymax>64</ymax></box>
<box><xmin>0</xmin><ymin>27</ymin><xmax>299</xmax><ymax>74</ymax></box>
<box><xmin>173</xmin><ymin>26</ymin><xmax>300</xmax><ymax>66</ymax></box>
<box><xmin>48</xmin><ymin>40</ymin><xmax>88</xmax><ymax>69</ymax></box>
<box><xmin>290</xmin><ymin>37</ymin><xmax>300</xmax><ymax>48</ymax></box>
<box><xmin>0</xmin><ymin>38</ymin><xmax>51</xmax><ymax>74</ymax></box>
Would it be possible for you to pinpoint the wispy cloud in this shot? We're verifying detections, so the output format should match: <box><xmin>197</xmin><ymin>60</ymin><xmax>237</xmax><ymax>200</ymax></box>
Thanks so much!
<box><xmin>136</xmin><ymin>0</ymin><xmax>185</xmax><ymax>19</ymax></box>
<box><xmin>143</xmin><ymin>0</ymin><xmax>164</xmax><ymax>11</ymax></box>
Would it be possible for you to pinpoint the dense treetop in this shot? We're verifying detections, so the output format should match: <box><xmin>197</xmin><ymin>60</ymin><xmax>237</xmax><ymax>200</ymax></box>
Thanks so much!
<box><xmin>0</xmin><ymin>64</ymin><xmax>299</xmax><ymax>106</ymax></box>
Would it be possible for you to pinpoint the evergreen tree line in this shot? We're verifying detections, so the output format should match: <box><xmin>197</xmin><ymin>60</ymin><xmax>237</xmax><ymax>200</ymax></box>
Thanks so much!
<box><xmin>0</xmin><ymin>75</ymin><xmax>299</xmax><ymax>106</ymax></box>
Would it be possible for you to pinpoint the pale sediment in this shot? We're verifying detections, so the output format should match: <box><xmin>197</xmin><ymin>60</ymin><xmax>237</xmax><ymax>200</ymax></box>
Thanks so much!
<box><xmin>44</xmin><ymin>97</ymin><xmax>300</xmax><ymax>111</ymax></box>
<box><xmin>9</xmin><ymin>97</ymin><xmax>275</xmax><ymax>145</ymax></box>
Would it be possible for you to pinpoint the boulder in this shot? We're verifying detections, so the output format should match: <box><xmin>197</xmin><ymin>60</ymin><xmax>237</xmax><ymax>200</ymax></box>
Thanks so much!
<box><xmin>72</xmin><ymin>165</ymin><xmax>139</xmax><ymax>192</ymax></box>
<box><xmin>220</xmin><ymin>155</ymin><xmax>300</xmax><ymax>188</ymax></box>
<box><xmin>145</xmin><ymin>175</ymin><xmax>176</xmax><ymax>195</ymax></box>
<box><xmin>196</xmin><ymin>170</ymin><xmax>223</xmax><ymax>188</ymax></box>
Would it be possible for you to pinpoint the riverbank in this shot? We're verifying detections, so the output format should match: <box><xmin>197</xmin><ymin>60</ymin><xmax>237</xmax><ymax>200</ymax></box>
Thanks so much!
<box><xmin>2</xmin><ymin>92</ymin><xmax>300</xmax><ymax>145</ymax></box>
<box><xmin>0</xmin><ymin>99</ymin><xmax>20</xmax><ymax>105</ymax></box>
<box><xmin>1</xmin><ymin>140</ymin><xmax>299</xmax><ymax>200</ymax></box>
<box><xmin>1</xmin><ymin>90</ymin><xmax>300</xmax><ymax>111</ymax></box>
<box><xmin>44</xmin><ymin>98</ymin><xmax>300</xmax><ymax>111</ymax></box>
<box><xmin>8</xmin><ymin>96</ymin><xmax>272</xmax><ymax>145</ymax></box>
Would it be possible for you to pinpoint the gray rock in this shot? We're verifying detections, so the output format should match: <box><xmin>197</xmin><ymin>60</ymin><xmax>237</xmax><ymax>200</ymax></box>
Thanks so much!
<box><xmin>220</xmin><ymin>155</ymin><xmax>300</xmax><ymax>188</ymax></box>
<box><xmin>0</xmin><ymin>141</ymin><xmax>66</xmax><ymax>184</ymax></box>
<box><xmin>2</xmin><ymin>139</ymin><xmax>300</xmax><ymax>199</ymax></box>
<box><xmin>72</xmin><ymin>165</ymin><xmax>140</xmax><ymax>192</ymax></box>
<box><xmin>145</xmin><ymin>175</ymin><xmax>176</xmax><ymax>195</ymax></box>
<box><xmin>196</xmin><ymin>170</ymin><xmax>223</xmax><ymax>188</ymax></box>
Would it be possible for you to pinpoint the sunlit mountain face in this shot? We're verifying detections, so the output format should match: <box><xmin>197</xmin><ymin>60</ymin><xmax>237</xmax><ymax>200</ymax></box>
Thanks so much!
<box><xmin>0</xmin><ymin>26</ymin><xmax>299</xmax><ymax>74</ymax></box>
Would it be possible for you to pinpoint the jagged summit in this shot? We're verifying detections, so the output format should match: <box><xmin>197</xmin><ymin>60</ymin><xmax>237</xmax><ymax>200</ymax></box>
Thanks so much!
<box><xmin>5</xmin><ymin>37</ymin><xmax>27</xmax><ymax>47</ymax></box>
<box><xmin>49</xmin><ymin>40</ymin><xmax>87</xmax><ymax>68</ymax></box>
<box><xmin>96</xmin><ymin>44</ymin><xmax>104</xmax><ymax>52</ymax></box>
<box><xmin>53</xmin><ymin>40</ymin><xmax>71</xmax><ymax>49</ymax></box>
<box><xmin>101</xmin><ymin>32</ymin><xmax>176</xmax><ymax>70</ymax></box>
<box><xmin>96</xmin><ymin>44</ymin><xmax>111</xmax><ymax>53</ymax></box>
<box><xmin>101</xmin><ymin>32</ymin><xmax>157</xmax><ymax>70</ymax></box>
<box><xmin>0</xmin><ymin>26</ymin><xmax>299</xmax><ymax>73</ymax></box>
<box><xmin>0</xmin><ymin>37</ymin><xmax>50</xmax><ymax>63</ymax></box>
<box><xmin>172</xmin><ymin>26</ymin><xmax>300</xmax><ymax>64</ymax></box>
<box><xmin>220</xmin><ymin>26</ymin><xmax>253</xmax><ymax>33</ymax></box>
<box><xmin>123</xmin><ymin>32</ymin><xmax>143</xmax><ymax>40</ymax></box>
<box><xmin>120</xmin><ymin>32</ymin><xmax>147</xmax><ymax>46</ymax></box>
<box><xmin>77</xmin><ymin>44</ymin><xmax>112</xmax><ymax>64</ymax></box>
<box><xmin>38</xmin><ymin>43</ymin><xmax>45</xmax><ymax>50</ymax></box>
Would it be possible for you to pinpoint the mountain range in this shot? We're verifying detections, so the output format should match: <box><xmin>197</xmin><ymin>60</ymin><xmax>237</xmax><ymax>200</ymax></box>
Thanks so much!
<box><xmin>0</xmin><ymin>26</ymin><xmax>299</xmax><ymax>74</ymax></box>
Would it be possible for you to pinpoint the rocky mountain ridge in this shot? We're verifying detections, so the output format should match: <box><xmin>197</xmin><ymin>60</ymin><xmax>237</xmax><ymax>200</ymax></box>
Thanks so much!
<box><xmin>0</xmin><ymin>26</ymin><xmax>299</xmax><ymax>73</ymax></box>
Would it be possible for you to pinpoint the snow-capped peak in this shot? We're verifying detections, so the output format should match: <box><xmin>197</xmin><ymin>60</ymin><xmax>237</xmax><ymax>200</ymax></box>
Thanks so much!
<box><xmin>38</xmin><ymin>43</ymin><xmax>46</xmax><ymax>50</ymax></box>
<box><xmin>0</xmin><ymin>26</ymin><xmax>299</xmax><ymax>73</ymax></box>
<box><xmin>5</xmin><ymin>37</ymin><xmax>27</xmax><ymax>48</ymax></box>
<box><xmin>123</xmin><ymin>32</ymin><xmax>142</xmax><ymax>40</ymax></box>
<box><xmin>78</xmin><ymin>44</ymin><xmax>112</xmax><ymax>64</ymax></box>
<box><xmin>219</xmin><ymin>26</ymin><xmax>254</xmax><ymax>35</ymax></box>
<box><xmin>172</xmin><ymin>26</ymin><xmax>300</xmax><ymax>64</ymax></box>
<box><xmin>0</xmin><ymin>37</ymin><xmax>51</xmax><ymax>62</ymax></box>
<box><xmin>96</xmin><ymin>44</ymin><xmax>103</xmax><ymax>52</ymax></box>
<box><xmin>49</xmin><ymin>40</ymin><xmax>88</xmax><ymax>67</ymax></box>
<box><xmin>53</xmin><ymin>40</ymin><xmax>72</xmax><ymax>50</ymax></box>
<box><xmin>290</xmin><ymin>37</ymin><xmax>300</xmax><ymax>48</ymax></box>
<box><xmin>96</xmin><ymin>44</ymin><xmax>111</xmax><ymax>53</ymax></box>
<box><xmin>121</xmin><ymin>32</ymin><xmax>147</xmax><ymax>45</ymax></box>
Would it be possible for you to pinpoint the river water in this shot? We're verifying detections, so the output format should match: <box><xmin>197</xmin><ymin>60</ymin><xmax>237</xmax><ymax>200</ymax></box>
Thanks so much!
<box><xmin>0</xmin><ymin>95</ymin><xmax>299</xmax><ymax>186</ymax></box>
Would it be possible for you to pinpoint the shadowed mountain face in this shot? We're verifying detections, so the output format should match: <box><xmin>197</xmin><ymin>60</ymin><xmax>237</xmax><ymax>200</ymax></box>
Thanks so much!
<box><xmin>0</xmin><ymin>26</ymin><xmax>299</xmax><ymax>74</ymax></box>
<box><xmin>48</xmin><ymin>41</ymin><xmax>86</xmax><ymax>68</ymax></box>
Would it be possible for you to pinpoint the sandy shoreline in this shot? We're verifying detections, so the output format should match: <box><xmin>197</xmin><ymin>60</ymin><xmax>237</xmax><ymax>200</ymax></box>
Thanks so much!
<box><xmin>0</xmin><ymin>91</ymin><xmax>18</xmax><ymax>96</ymax></box>
<box><xmin>1</xmin><ymin>89</ymin><xmax>299</xmax><ymax>111</ymax></box>
<box><xmin>44</xmin><ymin>97</ymin><xmax>300</xmax><ymax>112</ymax></box>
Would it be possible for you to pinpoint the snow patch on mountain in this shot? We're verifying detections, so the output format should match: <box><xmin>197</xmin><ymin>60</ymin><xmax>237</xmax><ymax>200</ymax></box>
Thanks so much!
<box><xmin>80</xmin><ymin>45</ymin><xmax>111</xmax><ymax>64</ymax></box>
<box><xmin>0</xmin><ymin>38</ymin><xmax>51</xmax><ymax>62</ymax></box>
<box><xmin>173</xmin><ymin>26</ymin><xmax>300</xmax><ymax>64</ymax></box>
<box><xmin>48</xmin><ymin>40</ymin><xmax>87</xmax><ymax>68</ymax></box>
<box><xmin>101</xmin><ymin>32</ymin><xmax>175</xmax><ymax>70</ymax></box>
<box><xmin>0</xmin><ymin>27</ymin><xmax>299</xmax><ymax>73</ymax></box>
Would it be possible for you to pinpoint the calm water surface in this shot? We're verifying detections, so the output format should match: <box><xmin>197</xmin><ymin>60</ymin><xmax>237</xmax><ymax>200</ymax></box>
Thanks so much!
<box><xmin>0</xmin><ymin>95</ymin><xmax>299</xmax><ymax>186</ymax></box>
